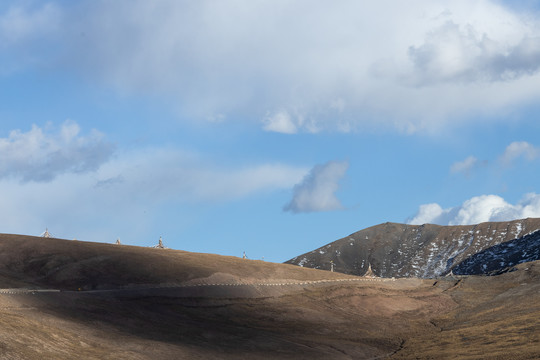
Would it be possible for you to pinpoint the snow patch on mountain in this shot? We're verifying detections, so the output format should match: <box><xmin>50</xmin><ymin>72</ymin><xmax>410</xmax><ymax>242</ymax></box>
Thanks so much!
<box><xmin>286</xmin><ymin>218</ymin><xmax>540</xmax><ymax>278</ymax></box>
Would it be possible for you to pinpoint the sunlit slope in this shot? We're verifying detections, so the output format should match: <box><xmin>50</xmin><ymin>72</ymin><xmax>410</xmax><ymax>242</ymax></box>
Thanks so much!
<box><xmin>392</xmin><ymin>261</ymin><xmax>540</xmax><ymax>359</ymax></box>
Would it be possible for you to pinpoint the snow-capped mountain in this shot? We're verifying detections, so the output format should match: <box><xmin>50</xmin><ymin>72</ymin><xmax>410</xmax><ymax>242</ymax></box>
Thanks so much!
<box><xmin>285</xmin><ymin>218</ymin><xmax>540</xmax><ymax>278</ymax></box>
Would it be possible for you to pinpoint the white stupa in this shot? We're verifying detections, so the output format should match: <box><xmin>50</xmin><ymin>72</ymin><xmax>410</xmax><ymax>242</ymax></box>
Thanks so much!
<box><xmin>364</xmin><ymin>263</ymin><xmax>376</xmax><ymax>277</ymax></box>
<box><xmin>153</xmin><ymin>236</ymin><xmax>169</xmax><ymax>249</ymax></box>
<box><xmin>41</xmin><ymin>228</ymin><xmax>52</xmax><ymax>238</ymax></box>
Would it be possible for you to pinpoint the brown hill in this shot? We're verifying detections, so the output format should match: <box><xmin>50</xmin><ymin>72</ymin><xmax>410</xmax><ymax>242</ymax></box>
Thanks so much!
<box><xmin>0</xmin><ymin>234</ymin><xmax>537</xmax><ymax>359</ymax></box>
<box><xmin>0</xmin><ymin>233</ymin><xmax>357</xmax><ymax>290</ymax></box>
<box><xmin>285</xmin><ymin>218</ymin><xmax>540</xmax><ymax>278</ymax></box>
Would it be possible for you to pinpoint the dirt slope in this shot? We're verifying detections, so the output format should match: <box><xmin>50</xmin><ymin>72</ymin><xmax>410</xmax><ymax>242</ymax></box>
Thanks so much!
<box><xmin>392</xmin><ymin>261</ymin><xmax>540</xmax><ymax>359</ymax></box>
<box><xmin>0</xmin><ymin>234</ymin><xmax>358</xmax><ymax>290</ymax></box>
<box><xmin>0</xmin><ymin>234</ymin><xmax>537</xmax><ymax>359</ymax></box>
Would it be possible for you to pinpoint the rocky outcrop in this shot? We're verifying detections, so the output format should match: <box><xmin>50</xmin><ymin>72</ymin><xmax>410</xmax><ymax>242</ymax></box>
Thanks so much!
<box><xmin>285</xmin><ymin>218</ymin><xmax>540</xmax><ymax>278</ymax></box>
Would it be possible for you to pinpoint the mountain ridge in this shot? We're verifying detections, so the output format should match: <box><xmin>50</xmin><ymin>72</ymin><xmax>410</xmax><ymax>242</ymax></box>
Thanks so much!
<box><xmin>285</xmin><ymin>217</ymin><xmax>540</xmax><ymax>278</ymax></box>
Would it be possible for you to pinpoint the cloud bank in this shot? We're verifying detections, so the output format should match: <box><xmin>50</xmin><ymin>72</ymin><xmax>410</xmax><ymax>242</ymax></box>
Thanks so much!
<box><xmin>408</xmin><ymin>193</ymin><xmax>540</xmax><ymax>225</ymax></box>
<box><xmin>284</xmin><ymin>161</ymin><xmax>348</xmax><ymax>213</ymax></box>
<box><xmin>0</xmin><ymin>122</ymin><xmax>309</xmax><ymax>241</ymax></box>
<box><xmin>0</xmin><ymin>121</ymin><xmax>114</xmax><ymax>182</ymax></box>
<box><xmin>3</xmin><ymin>1</ymin><xmax>540</xmax><ymax>133</ymax></box>
<box><xmin>97</xmin><ymin>149</ymin><xmax>308</xmax><ymax>204</ymax></box>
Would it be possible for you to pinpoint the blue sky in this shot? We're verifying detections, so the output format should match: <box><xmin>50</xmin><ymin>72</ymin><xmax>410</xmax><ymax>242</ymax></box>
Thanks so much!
<box><xmin>2</xmin><ymin>0</ymin><xmax>540</xmax><ymax>262</ymax></box>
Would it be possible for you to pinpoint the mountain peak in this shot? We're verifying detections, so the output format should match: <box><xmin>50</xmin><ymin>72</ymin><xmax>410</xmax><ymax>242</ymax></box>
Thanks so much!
<box><xmin>286</xmin><ymin>218</ymin><xmax>540</xmax><ymax>278</ymax></box>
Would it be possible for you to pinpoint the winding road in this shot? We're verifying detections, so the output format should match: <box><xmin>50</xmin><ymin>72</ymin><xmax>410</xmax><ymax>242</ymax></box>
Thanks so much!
<box><xmin>0</xmin><ymin>276</ymin><xmax>396</xmax><ymax>295</ymax></box>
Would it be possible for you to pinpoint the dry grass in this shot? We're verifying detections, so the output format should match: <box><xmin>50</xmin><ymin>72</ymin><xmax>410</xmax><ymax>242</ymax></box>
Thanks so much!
<box><xmin>0</xmin><ymin>234</ymin><xmax>359</xmax><ymax>291</ymax></box>
<box><xmin>0</xmin><ymin>234</ymin><xmax>537</xmax><ymax>359</ymax></box>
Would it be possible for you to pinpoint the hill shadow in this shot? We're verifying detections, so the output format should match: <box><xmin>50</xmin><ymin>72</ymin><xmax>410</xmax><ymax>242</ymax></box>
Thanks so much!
<box><xmin>452</xmin><ymin>230</ymin><xmax>540</xmax><ymax>275</ymax></box>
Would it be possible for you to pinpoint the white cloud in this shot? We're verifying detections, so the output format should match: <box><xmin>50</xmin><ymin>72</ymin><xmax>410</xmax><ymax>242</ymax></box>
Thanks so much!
<box><xmin>4</xmin><ymin>1</ymin><xmax>540</xmax><ymax>133</ymax></box>
<box><xmin>519</xmin><ymin>192</ymin><xmax>540</xmax><ymax>218</ymax></box>
<box><xmin>262</xmin><ymin>110</ymin><xmax>320</xmax><ymax>134</ymax></box>
<box><xmin>0</xmin><ymin>3</ymin><xmax>60</xmax><ymax>45</ymax></box>
<box><xmin>0</xmin><ymin>144</ymin><xmax>308</xmax><ymax>243</ymax></box>
<box><xmin>96</xmin><ymin>148</ymin><xmax>308</xmax><ymax>203</ymax></box>
<box><xmin>262</xmin><ymin>111</ymin><xmax>298</xmax><ymax>134</ymax></box>
<box><xmin>0</xmin><ymin>121</ymin><xmax>114</xmax><ymax>182</ymax></box>
<box><xmin>450</xmin><ymin>142</ymin><xmax>537</xmax><ymax>176</ymax></box>
<box><xmin>284</xmin><ymin>161</ymin><xmax>348</xmax><ymax>213</ymax></box>
<box><xmin>450</xmin><ymin>156</ymin><xmax>479</xmax><ymax>176</ymax></box>
<box><xmin>408</xmin><ymin>193</ymin><xmax>540</xmax><ymax>225</ymax></box>
<box><xmin>409</xmin><ymin>203</ymin><xmax>448</xmax><ymax>225</ymax></box>
<box><xmin>500</xmin><ymin>141</ymin><xmax>540</xmax><ymax>165</ymax></box>
<box><xmin>0</xmin><ymin>2</ymin><xmax>61</xmax><ymax>74</ymax></box>
<box><xmin>407</xmin><ymin>21</ymin><xmax>540</xmax><ymax>85</ymax></box>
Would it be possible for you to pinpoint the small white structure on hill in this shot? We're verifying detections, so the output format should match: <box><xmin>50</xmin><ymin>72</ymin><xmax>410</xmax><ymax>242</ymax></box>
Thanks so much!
<box><xmin>153</xmin><ymin>236</ymin><xmax>168</xmax><ymax>249</ymax></box>
<box><xmin>364</xmin><ymin>263</ymin><xmax>376</xmax><ymax>277</ymax></box>
<box><xmin>115</xmin><ymin>238</ymin><xmax>121</xmax><ymax>245</ymax></box>
<box><xmin>41</xmin><ymin>228</ymin><xmax>52</xmax><ymax>238</ymax></box>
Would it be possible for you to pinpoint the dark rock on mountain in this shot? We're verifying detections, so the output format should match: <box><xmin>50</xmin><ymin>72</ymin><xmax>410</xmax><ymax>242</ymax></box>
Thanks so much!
<box><xmin>453</xmin><ymin>229</ymin><xmax>540</xmax><ymax>275</ymax></box>
<box><xmin>285</xmin><ymin>218</ymin><xmax>540</xmax><ymax>278</ymax></box>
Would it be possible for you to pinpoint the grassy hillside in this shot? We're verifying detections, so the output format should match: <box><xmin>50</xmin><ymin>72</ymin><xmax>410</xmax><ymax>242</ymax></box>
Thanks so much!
<box><xmin>0</xmin><ymin>234</ymin><xmax>537</xmax><ymax>359</ymax></box>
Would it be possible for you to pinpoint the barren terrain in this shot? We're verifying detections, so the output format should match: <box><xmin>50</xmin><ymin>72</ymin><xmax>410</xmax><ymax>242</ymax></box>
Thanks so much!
<box><xmin>0</xmin><ymin>234</ymin><xmax>538</xmax><ymax>359</ymax></box>
<box><xmin>287</xmin><ymin>218</ymin><xmax>540</xmax><ymax>278</ymax></box>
